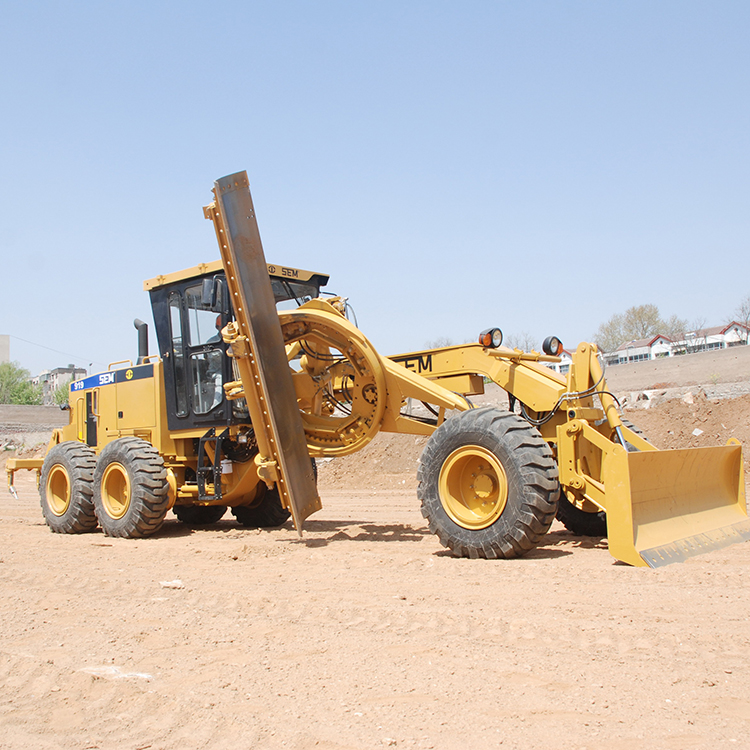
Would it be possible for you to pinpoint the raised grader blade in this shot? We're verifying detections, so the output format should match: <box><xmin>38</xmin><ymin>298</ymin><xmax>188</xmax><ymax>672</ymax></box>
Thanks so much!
<box><xmin>391</xmin><ymin>336</ymin><xmax>749</xmax><ymax>567</ymax></box>
<box><xmin>203</xmin><ymin>172</ymin><xmax>321</xmax><ymax>531</ymax></box>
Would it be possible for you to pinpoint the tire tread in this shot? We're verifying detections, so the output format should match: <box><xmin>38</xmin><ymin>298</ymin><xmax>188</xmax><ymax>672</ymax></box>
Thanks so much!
<box><xmin>93</xmin><ymin>437</ymin><xmax>170</xmax><ymax>538</ymax></box>
<box><xmin>417</xmin><ymin>407</ymin><xmax>559</xmax><ymax>559</ymax></box>
<box><xmin>39</xmin><ymin>442</ymin><xmax>98</xmax><ymax>534</ymax></box>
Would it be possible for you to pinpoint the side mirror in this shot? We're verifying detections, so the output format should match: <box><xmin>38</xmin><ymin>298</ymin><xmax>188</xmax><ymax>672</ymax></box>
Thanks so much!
<box><xmin>213</xmin><ymin>278</ymin><xmax>226</xmax><ymax>313</ymax></box>
<box><xmin>201</xmin><ymin>277</ymin><xmax>226</xmax><ymax>313</ymax></box>
<box><xmin>201</xmin><ymin>278</ymin><xmax>214</xmax><ymax>307</ymax></box>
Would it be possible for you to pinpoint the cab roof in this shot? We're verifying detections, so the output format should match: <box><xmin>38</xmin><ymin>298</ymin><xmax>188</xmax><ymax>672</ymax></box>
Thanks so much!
<box><xmin>144</xmin><ymin>260</ymin><xmax>329</xmax><ymax>292</ymax></box>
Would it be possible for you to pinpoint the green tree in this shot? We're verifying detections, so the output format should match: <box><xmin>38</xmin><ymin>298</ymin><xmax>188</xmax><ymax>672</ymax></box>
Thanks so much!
<box><xmin>593</xmin><ymin>305</ymin><xmax>688</xmax><ymax>353</ymax></box>
<box><xmin>53</xmin><ymin>377</ymin><xmax>72</xmax><ymax>406</ymax></box>
<box><xmin>0</xmin><ymin>362</ymin><xmax>43</xmax><ymax>405</ymax></box>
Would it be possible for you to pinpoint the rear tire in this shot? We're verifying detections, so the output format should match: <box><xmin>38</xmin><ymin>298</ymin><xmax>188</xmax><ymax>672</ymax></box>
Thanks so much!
<box><xmin>555</xmin><ymin>419</ymin><xmax>647</xmax><ymax>537</ymax></box>
<box><xmin>232</xmin><ymin>486</ymin><xmax>290</xmax><ymax>528</ymax></box>
<box><xmin>174</xmin><ymin>505</ymin><xmax>227</xmax><ymax>525</ymax></box>
<box><xmin>556</xmin><ymin>495</ymin><xmax>607</xmax><ymax>537</ymax></box>
<box><xmin>417</xmin><ymin>407</ymin><xmax>559</xmax><ymax>559</ymax></box>
<box><xmin>232</xmin><ymin>459</ymin><xmax>315</xmax><ymax>529</ymax></box>
<box><xmin>93</xmin><ymin>437</ymin><xmax>170</xmax><ymax>538</ymax></box>
<box><xmin>39</xmin><ymin>442</ymin><xmax>98</xmax><ymax>533</ymax></box>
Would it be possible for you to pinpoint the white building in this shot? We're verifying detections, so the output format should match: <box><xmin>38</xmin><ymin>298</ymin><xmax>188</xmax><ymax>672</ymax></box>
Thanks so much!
<box><xmin>32</xmin><ymin>364</ymin><xmax>87</xmax><ymax>405</ymax></box>
<box><xmin>671</xmin><ymin>322</ymin><xmax>750</xmax><ymax>355</ymax></box>
<box><xmin>603</xmin><ymin>335</ymin><xmax>673</xmax><ymax>365</ymax></box>
<box><xmin>546</xmin><ymin>348</ymin><xmax>574</xmax><ymax>375</ymax></box>
<box><xmin>603</xmin><ymin>321</ymin><xmax>750</xmax><ymax>365</ymax></box>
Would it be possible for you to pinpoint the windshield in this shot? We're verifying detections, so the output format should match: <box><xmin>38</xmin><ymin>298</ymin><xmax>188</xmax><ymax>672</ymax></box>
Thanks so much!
<box><xmin>271</xmin><ymin>278</ymin><xmax>321</xmax><ymax>309</ymax></box>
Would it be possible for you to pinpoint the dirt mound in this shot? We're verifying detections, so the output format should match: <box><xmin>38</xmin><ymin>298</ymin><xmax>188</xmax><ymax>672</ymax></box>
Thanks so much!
<box><xmin>316</xmin><ymin>432</ymin><xmax>427</xmax><ymax>491</ymax></box>
<box><xmin>624</xmin><ymin>392</ymin><xmax>750</xmax><ymax>451</ymax></box>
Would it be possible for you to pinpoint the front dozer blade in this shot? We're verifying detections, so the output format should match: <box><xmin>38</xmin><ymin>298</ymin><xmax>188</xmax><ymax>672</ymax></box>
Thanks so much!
<box><xmin>604</xmin><ymin>444</ymin><xmax>749</xmax><ymax>567</ymax></box>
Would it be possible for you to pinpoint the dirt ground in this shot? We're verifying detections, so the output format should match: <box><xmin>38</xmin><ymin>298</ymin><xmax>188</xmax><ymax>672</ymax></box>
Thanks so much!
<box><xmin>2</xmin><ymin>381</ymin><xmax>750</xmax><ymax>748</ymax></box>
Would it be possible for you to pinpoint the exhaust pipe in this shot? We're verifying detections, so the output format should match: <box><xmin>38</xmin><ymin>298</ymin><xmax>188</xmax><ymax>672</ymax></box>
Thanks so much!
<box><xmin>134</xmin><ymin>318</ymin><xmax>148</xmax><ymax>365</ymax></box>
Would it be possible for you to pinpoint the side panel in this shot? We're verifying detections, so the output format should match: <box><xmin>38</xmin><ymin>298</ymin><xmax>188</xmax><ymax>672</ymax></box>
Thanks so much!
<box><xmin>116</xmin><ymin>366</ymin><xmax>156</xmax><ymax>430</ymax></box>
<box><xmin>70</xmin><ymin>364</ymin><xmax>157</xmax><ymax>450</ymax></box>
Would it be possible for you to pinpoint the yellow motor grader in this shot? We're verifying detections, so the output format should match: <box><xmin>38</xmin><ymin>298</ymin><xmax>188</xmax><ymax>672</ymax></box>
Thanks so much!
<box><xmin>7</xmin><ymin>171</ymin><xmax>749</xmax><ymax>568</ymax></box>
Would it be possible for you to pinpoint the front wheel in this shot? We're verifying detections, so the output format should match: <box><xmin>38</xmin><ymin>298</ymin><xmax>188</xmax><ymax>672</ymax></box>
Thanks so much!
<box><xmin>39</xmin><ymin>442</ymin><xmax>98</xmax><ymax>533</ymax></box>
<box><xmin>417</xmin><ymin>407</ymin><xmax>559</xmax><ymax>559</ymax></box>
<box><xmin>93</xmin><ymin>437</ymin><xmax>170</xmax><ymax>538</ymax></box>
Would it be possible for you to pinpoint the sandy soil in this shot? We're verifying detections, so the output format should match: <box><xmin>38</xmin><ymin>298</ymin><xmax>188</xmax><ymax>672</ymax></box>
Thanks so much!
<box><xmin>2</xmin><ymin>387</ymin><xmax>750</xmax><ymax>749</ymax></box>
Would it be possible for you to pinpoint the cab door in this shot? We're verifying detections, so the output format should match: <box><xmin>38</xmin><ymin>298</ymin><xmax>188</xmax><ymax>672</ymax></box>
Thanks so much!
<box><xmin>85</xmin><ymin>389</ymin><xmax>98</xmax><ymax>447</ymax></box>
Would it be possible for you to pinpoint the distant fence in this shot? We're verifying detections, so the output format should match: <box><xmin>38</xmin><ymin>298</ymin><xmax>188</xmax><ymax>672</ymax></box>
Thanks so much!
<box><xmin>0</xmin><ymin>405</ymin><xmax>69</xmax><ymax>429</ymax></box>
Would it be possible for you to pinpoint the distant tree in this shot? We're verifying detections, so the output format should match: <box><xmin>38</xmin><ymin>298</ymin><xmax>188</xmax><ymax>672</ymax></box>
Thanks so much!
<box><xmin>684</xmin><ymin>317</ymin><xmax>709</xmax><ymax>353</ymax></box>
<box><xmin>504</xmin><ymin>331</ymin><xmax>538</xmax><ymax>352</ymax></box>
<box><xmin>53</xmin><ymin>378</ymin><xmax>72</xmax><ymax>406</ymax></box>
<box><xmin>661</xmin><ymin>314</ymin><xmax>689</xmax><ymax>342</ymax></box>
<box><xmin>735</xmin><ymin>295</ymin><xmax>750</xmax><ymax>328</ymax></box>
<box><xmin>0</xmin><ymin>362</ymin><xmax>43</xmax><ymax>405</ymax></box>
<box><xmin>736</xmin><ymin>296</ymin><xmax>750</xmax><ymax>344</ymax></box>
<box><xmin>622</xmin><ymin>304</ymin><xmax>662</xmax><ymax>339</ymax></box>
<box><xmin>593</xmin><ymin>313</ymin><xmax>625</xmax><ymax>353</ymax></box>
<box><xmin>424</xmin><ymin>336</ymin><xmax>455</xmax><ymax>349</ymax></box>
<box><xmin>594</xmin><ymin>305</ymin><xmax>687</xmax><ymax>352</ymax></box>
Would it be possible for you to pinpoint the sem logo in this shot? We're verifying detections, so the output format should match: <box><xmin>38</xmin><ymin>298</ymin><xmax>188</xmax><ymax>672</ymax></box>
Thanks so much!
<box><xmin>98</xmin><ymin>372</ymin><xmax>115</xmax><ymax>386</ymax></box>
<box><xmin>126</xmin><ymin>369</ymin><xmax>134</xmax><ymax>380</ymax></box>
<box><xmin>394</xmin><ymin>354</ymin><xmax>433</xmax><ymax>374</ymax></box>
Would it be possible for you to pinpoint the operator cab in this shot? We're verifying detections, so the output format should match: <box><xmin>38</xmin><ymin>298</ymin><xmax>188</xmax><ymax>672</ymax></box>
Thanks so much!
<box><xmin>145</xmin><ymin>260</ymin><xmax>329</xmax><ymax>432</ymax></box>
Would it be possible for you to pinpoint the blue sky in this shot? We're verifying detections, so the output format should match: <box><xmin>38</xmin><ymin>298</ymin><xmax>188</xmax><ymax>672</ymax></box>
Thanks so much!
<box><xmin>1</xmin><ymin>1</ymin><xmax>748</xmax><ymax>376</ymax></box>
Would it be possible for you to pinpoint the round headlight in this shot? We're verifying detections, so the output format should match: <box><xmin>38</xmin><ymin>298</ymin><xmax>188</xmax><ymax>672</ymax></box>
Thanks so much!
<box><xmin>479</xmin><ymin>327</ymin><xmax>503</xmax><ymax>348</ymax></box>
<box><xmin>542</xmin><ymin>336</ymin><xmax>563</xmax><ymax>356</ymax></box>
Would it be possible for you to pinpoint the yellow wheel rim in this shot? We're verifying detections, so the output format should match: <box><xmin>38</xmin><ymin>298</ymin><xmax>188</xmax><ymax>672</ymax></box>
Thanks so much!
<box><xmin>100</xmin><ymin>462</ymin><xmax>131</xmax><ymax>520</ymax></box>
<box><xmin>46</xmin><ymin>465</ymin><xmax>71</xmax><ymax>516</ymax></box>
<box><xmin>438</xmin><ymin>446</ymin><xmax>508</xmax><ymax>529</ymax></box>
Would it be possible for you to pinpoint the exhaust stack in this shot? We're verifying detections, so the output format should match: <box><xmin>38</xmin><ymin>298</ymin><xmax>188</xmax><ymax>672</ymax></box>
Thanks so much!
<box><xmin>133</xmin><ymin>318</ymin><xmax>148</xmax><ymax>365</ymax></box>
